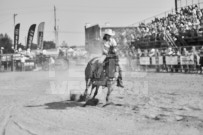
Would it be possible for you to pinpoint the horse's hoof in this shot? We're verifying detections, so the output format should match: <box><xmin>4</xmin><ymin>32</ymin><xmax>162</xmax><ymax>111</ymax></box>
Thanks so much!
<box><xmin>85</xmin><ymin>95</ymin><xmax>91</xmax><ymax>101</ymax></box>
<box><xmin>85</xmin><ymin>98</ymin><xmax>99</xmax><ymax>106</ymax></box>
<box><xmin>78</xmin><ymin>95</ymin><xmax>86</xmax><ymax>102</ymax></box>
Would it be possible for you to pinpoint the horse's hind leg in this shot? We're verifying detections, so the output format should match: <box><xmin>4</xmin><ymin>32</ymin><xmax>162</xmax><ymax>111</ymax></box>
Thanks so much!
<box><xmin>84</xmin><ymin>79</ymin><xmax>91</xmax><ymax>96</ymax></box>
<box><xmin>106</xmin><ymin>86</ymin><xmax>113</xmax><ymax>103</ymax></box>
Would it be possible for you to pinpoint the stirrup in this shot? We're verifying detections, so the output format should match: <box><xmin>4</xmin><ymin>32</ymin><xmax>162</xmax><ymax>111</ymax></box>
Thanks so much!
<box><xmin>117</xmin><ymin>80</ymin><xmax>124</xmax><ymax>88</ymax></box>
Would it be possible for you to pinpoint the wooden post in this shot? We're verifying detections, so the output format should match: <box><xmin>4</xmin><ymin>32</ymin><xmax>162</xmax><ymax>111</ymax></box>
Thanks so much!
<box><xmin>6</xmin><ymin>55</ymin><xmax>8</xmax><ymax>71</ymax></box>
<box><xmin>175</xmin><ymin>0</ymin><xmax>178</xmax><ymax>13</ymax></box>
<box><xmin>11</xmin><ymin>55</ymin><xmax>14</xmax><ymax>71</ymax></box>
<box><xmin>0</xmin><ymin>54</ymin><xmax>1</xmax><ymax>72</ymax></box>
<box><xmin>155</xmin><ymin>49</ymin><xmax>160</xmax><ymax>72</ymax></box>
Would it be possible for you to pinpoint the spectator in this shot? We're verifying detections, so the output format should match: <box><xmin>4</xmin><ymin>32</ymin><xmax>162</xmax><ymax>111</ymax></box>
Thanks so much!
<box><xmin>42</xmin><ymin>49</ymin><xmax>47</xmax><ymax>55</ymax></box>
<box><xmin>137</xmin><ymin>48</ymin><xmax>142</xmax><ymax>57</ymax></box>
<box><xmin>49</xmin><ymin>56</ymin><xmax>55</xmax><ymax>70</ymax></box>
<box><xmin>11</xmin><ymin>46</ymin><xmax>15</xmax><ymax>53</ymax></box>
<box><xmin>149</xmin><ymin>48</ymin><xmax>155</xmax><ymax>57</ymax></box>
<box><xmin>191</xmin><ymin>46</ymin><xmax>198</xmax><ymax>56</ymax></box>
<box><xmin>0</xmin><ymin>47</ymin><xmax>4</xmax><ymax>54</ymax></box>
<box><xmin>199</xmin><ymin>46</ymin><xmax>203</xmax><ymax>73</ymax></box>
<box><xmin>182</xmin><ymin>48</ymin><xmax>189</xmax><ymax>56</ymax></box>
<box><xmin>166</xmin><ymin>47</ymin><xmax>174</xmax><ymax>55</ymax></box>
<box><xmin>176</xmin><ymin>49</ymin><xmax>181</xmax><ymax>56</ymax></box>
<box><xmin>18</xmin><ymin>47</ymin><xmax>22</xmax><ymax>52</ymax></box>
<box><xmin>26</xmin><ymin>48</ymin><xmax>31</xmax><ymax>55</ymax></box>
<box><xmin>143</xmin><ymin>49</ymin><xmax>149</xmax><ymax>57</ymax></box>
<box><xmin>20</xmin><ymin>54</ymin><xmax>28</xmax><ymax>71</ymax></box>
<box><xmin>193</xmin><ymin>16</ymin><xmax>200</xmax><ymax>32</ymax></box>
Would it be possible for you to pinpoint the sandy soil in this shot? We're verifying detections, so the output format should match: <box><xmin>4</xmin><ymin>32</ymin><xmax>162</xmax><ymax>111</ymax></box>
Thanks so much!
<box><xmin>0</xmin><ymin>64</ymin><xmax>203</xmax><ymax>135</ymax></box>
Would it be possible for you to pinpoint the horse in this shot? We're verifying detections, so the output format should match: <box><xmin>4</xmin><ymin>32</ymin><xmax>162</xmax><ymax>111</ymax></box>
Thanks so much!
<box><xmin>83</xmin><ymin>46</ymin><xmax>119</xmax><ymax>103</ymax></box>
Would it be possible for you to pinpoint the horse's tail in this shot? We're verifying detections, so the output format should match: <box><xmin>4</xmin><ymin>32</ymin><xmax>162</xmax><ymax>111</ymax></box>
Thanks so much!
<box><xmin>84</xmin><ymin>58</ymin><xmax>96</xmax><ymax>96</ymax></box>
<box><xmin>85</xmin><ymin>58</ymin><xmax>96</xmax><ymax>86</ymax></box>
<box><xmin>85</xmin><ymin>57</ymin><xmax>98</xmax><ymax>79</ymax></box>
<box><xmin>85</xmin><ymin>62</ymin><xmax>91</xmax><ymax>83</ymax></box>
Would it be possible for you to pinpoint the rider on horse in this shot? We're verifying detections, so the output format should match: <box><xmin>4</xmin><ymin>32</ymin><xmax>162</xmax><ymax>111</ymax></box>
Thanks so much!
<box><xmin>102</xmin><ymin>29</ymin><xmax>124</xmax><ymax>88</ymax></box>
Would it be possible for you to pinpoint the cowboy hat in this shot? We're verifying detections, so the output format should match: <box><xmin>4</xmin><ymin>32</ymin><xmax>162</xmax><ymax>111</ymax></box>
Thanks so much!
<box><xmin>103</xmin><ymin>29</ymin><xmax>115</xmax><ymax>36</ymax></box>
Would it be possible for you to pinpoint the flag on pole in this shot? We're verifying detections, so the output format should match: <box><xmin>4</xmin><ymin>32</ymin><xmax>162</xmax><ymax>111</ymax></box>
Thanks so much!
<box><xmin>14</xmin><ymin>23</ymin><xmax>20</xmax><ymax>50</ymax></box>
<box><xmin>37</xmin><ymin>22</ymin><xmax>45</xmax><ymax>49</ymax></box>
<box><xmin>26</xmin><ymin>24</ymin><xmax>36</xmax><ymax>50</ymax></box>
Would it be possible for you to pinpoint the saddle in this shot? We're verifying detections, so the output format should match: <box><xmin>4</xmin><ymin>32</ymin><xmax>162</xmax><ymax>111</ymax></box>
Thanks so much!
<box><xmin>89</xmin><ymin>46</ymin><xmax>119</xmax><ymax>80</ymax></box>
<box><xmin>91</xmin><ymin>55</ymin><xmax>118</xmax><ymax>79</ymax></box>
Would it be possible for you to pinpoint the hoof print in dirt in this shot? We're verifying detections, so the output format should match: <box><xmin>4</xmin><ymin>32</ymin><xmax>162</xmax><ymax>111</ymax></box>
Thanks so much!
<box><xmin>84</xmin><ymin>98</ymin><xmax>99</xmax><ymax>106</ymax></box>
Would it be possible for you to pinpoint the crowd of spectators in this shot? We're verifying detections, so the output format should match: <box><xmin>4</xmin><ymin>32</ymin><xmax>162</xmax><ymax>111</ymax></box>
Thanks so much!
<box><xmin>112</xmin><ymin>3</ymin><xmax>203</xmax><ymax>62</ymax></box>
<box><xmin>112</xmin><ymin>4</ymin><xmax>203</xmax><ymax>62</ymax></box>
<box><xmin>133</xmin><ymin>4</ymin><xmax>203</xmax><ymax>43</ymax></box>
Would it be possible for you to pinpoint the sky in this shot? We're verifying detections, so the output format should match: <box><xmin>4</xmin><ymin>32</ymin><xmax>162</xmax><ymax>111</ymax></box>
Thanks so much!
<box><xmin>0</xmin><ymin>0</ymin><xmax>201</xmax><ymax>46</ymax></box>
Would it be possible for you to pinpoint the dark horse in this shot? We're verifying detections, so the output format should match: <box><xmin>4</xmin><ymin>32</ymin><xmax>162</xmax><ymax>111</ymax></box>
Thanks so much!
<box><xmin>83</xmin><ymin>46</ymin><xmax>119</xmax><ymax>103</ymax></box>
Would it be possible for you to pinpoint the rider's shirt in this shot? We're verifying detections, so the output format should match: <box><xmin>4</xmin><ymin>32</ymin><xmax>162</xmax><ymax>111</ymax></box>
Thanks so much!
<box><xmin>102</xmin><ymin>38</ymin><xmax>117</xmax><ymax>55</ymax></box>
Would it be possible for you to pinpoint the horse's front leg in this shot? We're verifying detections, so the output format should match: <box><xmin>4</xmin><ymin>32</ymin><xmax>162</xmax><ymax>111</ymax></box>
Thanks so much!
<box><xmin>92</xmin><ymin>85</ymin><xmax>99</xmax><ymax>99</ymax></box>
<box><xmin>90</xmin><ymin>84</ymin><xmax>96</xmax><ymax>97</ymax></box>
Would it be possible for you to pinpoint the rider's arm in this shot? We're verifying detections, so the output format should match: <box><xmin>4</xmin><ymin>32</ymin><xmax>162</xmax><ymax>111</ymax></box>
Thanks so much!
<box><xmin>110</xmin><ymin>38</ymin><xmax>117</xmax><ymax>46</ymax></box>
<box><xmin>110</xmin><ymin>38</ymin><xmax>119</xmax><ymax>53</ymax></box>
<box><xmin>103</xmin><ymin>42</ymin><xmax>109</xmax><ymax>55</ymax></box>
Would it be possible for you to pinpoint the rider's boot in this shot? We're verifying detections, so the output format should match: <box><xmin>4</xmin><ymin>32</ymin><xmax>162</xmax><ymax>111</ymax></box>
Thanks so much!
<box><xmin>117</xmin><ymin>77</ymin><xmax>124</xmax><ymax>88</ymax></box>
<box><xmin>117</xmin><ymin>66</ymin><xmax>124</xmax><ymax>88</ymax></box>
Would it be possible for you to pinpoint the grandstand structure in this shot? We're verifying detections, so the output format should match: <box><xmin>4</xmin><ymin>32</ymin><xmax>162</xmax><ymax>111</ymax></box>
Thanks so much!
<box><xmin>131</xmin><ymin>1</ymin><xmax>203</xmax><ymax>50</ymax></box>
<box><xmin>85</xmin><ymin>1</ymin><xmax>203</xmax><ymax>54</ymax></box>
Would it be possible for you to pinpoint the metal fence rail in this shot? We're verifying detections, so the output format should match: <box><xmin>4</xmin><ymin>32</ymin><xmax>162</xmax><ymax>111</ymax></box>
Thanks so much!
<box><xmin>0</xmin><ymin>54</ymin><xmax>35</xmax><ymax>72</ymax></box>
<box><xmin>127</xmin><ymin>55</ymin><xmax>203</xmax><ymax>74</ymax></box>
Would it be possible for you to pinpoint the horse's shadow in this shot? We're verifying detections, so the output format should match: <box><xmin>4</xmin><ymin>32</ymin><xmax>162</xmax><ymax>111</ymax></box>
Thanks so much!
<box><xmin>25</xmin><ymin>98</ymin><xmax>103</xmax><ymax>110</ymax></box>
<box><xmin>26</xmin><ymin>100</ymin><xmax>84</xmax><ymax>110</ymax></box>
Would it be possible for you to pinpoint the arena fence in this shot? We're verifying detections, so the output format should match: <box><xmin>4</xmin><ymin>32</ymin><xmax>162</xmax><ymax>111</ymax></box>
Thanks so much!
<box><xmin>128</xmin><ymin>46</ymin><xmax>203</xmax><ymax>74</ymax></box>
<box><xmin>136</xmin><ymin>55</ymin><xmax>200</xmax><ymax>73</ymax></box>
<box><xmin>1</xmin><ymin>49</ymin><xmax>202</xmax><ymax>74</ymax></box>
<box><xmin>0</xmin><ymin>54</ymin><xmax>35</xmax><ymax>72</ymax></box>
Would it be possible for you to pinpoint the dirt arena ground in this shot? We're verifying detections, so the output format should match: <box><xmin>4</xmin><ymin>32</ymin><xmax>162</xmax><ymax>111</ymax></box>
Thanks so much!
<box><xmin>0</xmin><ymin>65</ymin><xmax>203</xmax><ymax>135</ymax></box>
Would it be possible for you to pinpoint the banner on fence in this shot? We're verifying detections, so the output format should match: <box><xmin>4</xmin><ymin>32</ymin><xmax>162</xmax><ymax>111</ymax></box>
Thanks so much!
<box><xmin>1</xmin><ymin>55</ymin><xmax>12</xmax><ymax>62</ymax></box>
<box><xmin>165</xmin><ymin>56</ymin><xmax>178</xmax><ymax>65</ymax></box>
<box><xmin>151</xmin><ymin>56</ymin><xmax>163</xmax><ymax>65</ymax></box>
<box><xmin>13</xmin><ymin>54</ymin><xmax>21</xmax><ymax>60</ymax></box>
<box><xmin>139</xmin><ymin>57</ymin><xmax>150</xmax><ymax>65</ymax></box>
<box><xmin>180</xmin><ymin>56</ymin><xmax>194</xmax><ymax>65</ymax></box>
<box><xmin>1</xmin><ymin>56</ymin><xmax>7</xmax><ymax>61</ymax></box>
